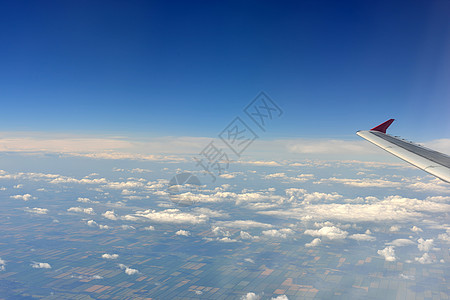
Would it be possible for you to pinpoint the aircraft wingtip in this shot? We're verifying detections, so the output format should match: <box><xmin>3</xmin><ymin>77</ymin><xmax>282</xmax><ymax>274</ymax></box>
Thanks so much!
<box><xmin>370</xmin><ymin>119</ymin><xmax>395</xmax><ymax>133</ymax></box>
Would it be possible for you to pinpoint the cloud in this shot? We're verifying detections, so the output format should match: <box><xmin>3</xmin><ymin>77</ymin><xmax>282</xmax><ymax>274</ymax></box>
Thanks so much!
<box><xmin>24</xmin><ymin>207</ymin><xmax>48</xmax><ymax>215</ymax></box>
<box><xmin>240</xmin><ymin>292</ymin><xmax>261</xmax><ymax>300</ymax></box>
<box><xmin>262</xmin><ymin>228</ymin><xmax>294</xmax><ymax>239</ymax></box>
<box><xmin>260</xmin><ymin>195</ymin><xmax>450</xmax><ymax>223</ymax></box>
<box><xmin>121</xmin><ymin>225</ymin><xmax>135</xmax><ymax>230</ymax></box>
<box><xmin>31</xmin><ymin>262</ymin><xmax>52</xmax><ymax>269</ymax></box>
<box><xmin>87</xmin><ymin>220</ymin><xmax>98</xmax><ymax>227</ymax></box>
<box><xmin>411</xmin><ymin>226</ymin><xmax>423</xmax><ymax>233</ymax></box>
<box><xmin>118</xmin><ymin>264</ymin><xmax>139</xmax><ymax>275</ymax></box>
<box><xmin>102</xmin><ymin>253</ymin><xmax>119</xmax><ymax>260</ymax></box>
<box><xmin>239</xmin><ymin>160</ymin><xmax>280</xmax><ymax>166</ymax></box>
<box><xmin>386</xmin><ymin>239</ymin><xmax>415</xmax><ymax>247</ymax></box>
<box><xmin>272</xmin><ymin>296</ymin><xmax>289</xmax><ymax>300</ymax></box>
<box><xmin>377</xmin><ymin>246</ymin><xmax>396</xmax><ymax>261</ymax></box>
<box><xmin>67</xmin><ymin>207</ymin><xmax>95</xmax><ymax>215</ymax></box>
<box><xmin>144</xmin><ymin>226</ymin><xmax>155</xmax><ymax>231</ymax></box>
<box><xmin>286</xmin><ymin>139</ymin><xmax>377</xmax><ymax>155</ymax></box>
<box><xmin>315</xmin><ymin>177</ymin><xmax>403</xmax><ymax>188</ymax></box>
<box><xmin>415</xmin><ymin>253</ymin><xmax>433</xmax><ymax>264</ymax></box>
<box><xmin>264</xmin><ymin>173</ymin><xmax>286</xmax><ymax>179</ymax></box>
<box><xmin>349</xmin><ymin>233</ymin><xmax>376</xmax><ymax>241</ymax></box>
<box><xmin>212</xmin><ymin>226</ymin><xmax>230</xmax><ymax>237</ymax></box>
<box><xmin>102</xmin><ymin>210</ymin><xmax>119</xmax><ymax>220</ymax></box>
<box><xmin>135</xmin><ymin>209</ymin><xmax>208</xmax><ymax>225</ymax></box>
<box><xmin>244</xmin><ymin>258</ymin><xmax>255</xmax><ymax>264</ymax></box>
<box><xmin>389</xmin><ymin>225</ymin><xmax>400</xmax><ymax>232</ymax></box>
<box><xmin>417</xmin><ymin>238</ymin><xmax>433</xmax><ymax>252</ymax></box>
<box><xmin>304</xmin><ymin>226</ymin><xmax>348</xmax><ymax>240</ymax></box>
<box><xmin>240</xmin><ymin>231</ymin><xmax>258</xmax><ymax>240</ymax></box>
<box><xmin>305</xmin><ymin>238</ymin><xmax>321</xmax><ymax>248</ymax></box>
<box><xmin>0</xmin><ymin>258</ymin><xmax>5</xmax><ymax>271</ymax></box>
<box><xmin>175</xmin><ymin>230</ymin><xmax>191</xmax><ymax>236</ymax></box>
<box><xmin>77</xmin><ymin>197</ymin><xmax>99</xmax><ymax>204</ymax></box>
<box><xmin>215</xmin><ymin>220</ymin><xmax>273</xmax><ymax>229</ymax></box>
<box><xmin>438</xmin><ymin>230</ymin><xmax>450</xmax><ymax>242</ymax></box>
<box><xmin>10</xmin><ymin>194</ymin><xmax>33</xmax><ymax>201</ymax></box>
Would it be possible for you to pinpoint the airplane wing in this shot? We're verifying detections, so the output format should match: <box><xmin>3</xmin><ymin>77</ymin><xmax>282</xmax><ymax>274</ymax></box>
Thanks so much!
<box><xmin>357</xmin><ymin>119</ymin><xmax>450</xmax><ymax>183</ymax></box>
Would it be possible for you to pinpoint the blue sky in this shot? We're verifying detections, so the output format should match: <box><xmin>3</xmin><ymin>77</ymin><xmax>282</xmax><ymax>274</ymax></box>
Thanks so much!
<box><xmin>1</xmin><ymin>0</ymin><xmax>449</xmax><ymax>140</ymax></box>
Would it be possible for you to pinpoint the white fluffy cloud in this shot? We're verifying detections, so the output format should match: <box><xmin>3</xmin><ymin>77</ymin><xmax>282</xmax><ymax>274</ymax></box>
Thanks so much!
<box><xmin>87</xmin><ymin>220</ymin><xmax>98</xmax><ymax>227</ymax></box>
<box><xmin>67</xmin><ymin>207</ymin><xmax>95</xmax><ymax>215</ymax></box>
<box><xmin>260</xmin><ymin>195</ymin><xmax>450</xmax><ymax>223</ymax></box>
<box><xmin>389</xmin><ymin>225</ymin><xmax>400</xmax><ymax>232</ymax></box>
<box><xmin>0</xmin><ymin>258</ymin><xmax>5</xmax><ymax>271</ymax></box>
<box><xmin>272</xmin><ymin>296</ymin><xmax>289</xmax><ymax>300</ymax></box>
<box><xmin>24</xmin><ymin>207</ymin><xmax>48</xmax><ymax>215</ymax></box>
<box><xmin>118</xmin><ymin>264</ymin><xmax>139</xmax><ymax>275</ymax></box>
<box><xmin>212</xmin><ymin>226</ymin><xmax>230</xmax><ymax>237</ymax></box>
<box><xmin>262</xmin><ymin>228</ymin><xmax>294</xmax><ymax>239</ymax></box>
<box><xmin>10</xmin><ymin>194</ymin><xmax>33</xmax><ymax>201</ymax></box>
<box><xmin>415</xmin><ymin>253</ymin><xmax>433</xmax><ymax>264</ymax></box>
<box><xmin>31</xmin><ymin>262</ymin><xmax>52</xmax><ymax>269</ymax></box>
<box><xmin>305</xmin><ymin>238</ymin><xmax>321</xmax><ymax>248</ymax></box>
<box><xmin>304</xmin><ymin>226</ymin><xmax>348</xmax><ymax>240</ymax></box>
<box><xmin>386</xmin><ymin>239</ymin><xmax>415</xmax><ymax>247</ymax></box>
<box><xmin>175</xmin><ymin>230</ymin><xmax>191</xmax><ymax>236</ymax></box>
<box><xmin>417</xmin><ymin>238</ymin><xmax>433</xmax><ymax>252</ymax></box>
<box><xmin>240</xmin><ymin>231</ymin><xmax>258</xmax><ymax>240</ymax></box>
<box><xmin>77</xmin><ymin>197</ymin><xmax>99</xmax><ymax>204</ymax></box>
<box><xmin>102</xmin><ymin>253</ymin><xmax>119</xmax><ymax>260</ymax></box>
<box><xmin>241</xmin><ymin>292</ymin><xmax>260</xmax><ymax>300</ymax></box>
<box><xmin>215</xmin><ymin>220</ymin><xmax>272</xmax><ymax>229</ymax></box>
<box><xmin>411</xmin><ymin>226</ymin><xmax>423</xmax><ymax>233</ymax></box>
<box><xmin>135</xmin><ymin>209</ymin><xmax>208</xmax><ymax>225</ymax></box>
<box><xmin>121</xmin><ymin>225</ymin><xmax>135</xmax><ymax>230</ymax></box>
<box><xmin>102</xmin><ymin>210</ymin><xmax>118</xmax><ymax>220</ymax></box>
<box><xmin>377</xmin><ymin>246</ymin><xmax>396</xmax><ymax>261</ymax></box>
<box><xmin>349</xmin><ymin>233</ymin><xmax>376</xmax><ymax>241</ymax></box>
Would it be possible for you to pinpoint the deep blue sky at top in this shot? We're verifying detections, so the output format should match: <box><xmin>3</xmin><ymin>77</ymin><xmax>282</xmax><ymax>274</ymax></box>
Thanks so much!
<box><xmin>0</xmin><ymin>0</ymin><xmax>449</xmax><ymax>140</ymax></box>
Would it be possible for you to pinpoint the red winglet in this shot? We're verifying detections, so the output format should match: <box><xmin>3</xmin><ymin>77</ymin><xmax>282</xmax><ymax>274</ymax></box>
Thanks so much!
<box><xmin>370</xmin><ymin>119</ymin><xmax>395</xmax><ymax>133</ymax></box>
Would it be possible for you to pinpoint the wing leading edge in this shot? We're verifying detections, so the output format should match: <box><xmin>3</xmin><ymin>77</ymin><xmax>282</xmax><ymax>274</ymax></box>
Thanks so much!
<box><xmin>357</xmin><ymin>119</ymin><xmax>450</xmax><ymax>183</ymax></box>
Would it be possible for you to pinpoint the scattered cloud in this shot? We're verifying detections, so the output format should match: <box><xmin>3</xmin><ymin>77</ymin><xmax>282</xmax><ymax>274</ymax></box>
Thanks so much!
<box><xmin>135</xmin><ymin>209</ymin><xmax>208</xmax><ymax>225</ymax></box>
<box><xmin>240</xmin><ymin>292</ymin><xmax>261</xmax><ymax>300</ymax></box>
<box><xmin>102</xmin><ymin>254</ymin><xmax>119</xmax><ymax>260</ymax></box>
<box><xmin>349</xmin><ymin>233</ymin><xmax>376</xmax><ymax>241</ymax></box>
<box><xmin>102</xmin><ymin>210</ymin><xmax>119</xmax><ymax>220</ymax></box>
<box><xmin>67</xmin><ymin>207</ymin><xmax>95</xmax><ymax>215</ymax></box>
<box><xmin>417</xmin><ymin>238</ymin><xmax>433</xmax><ymax>252</ymax></box>
<box><xmin>377</xmin><ymin>246</ymin><xmax>396</xmax><ymax>262</ymax></box>
<box><xmin>31</xmin><ymin>262</ymin><xmax>52</xmax><ymax>269</ymax></box>
<box><xmin>386</xmin><ymin>239</ymin><xmax>415</xmax><ymax>247</ymax></box>
<box><xmin>272</xmin><ymin>296</ymin><xmax>289</xmax><ymax>300</ymax></box>
<box><xmin>77</xmin><ymin>197</ymin><xmax>99</xmax><ymax>204</ymax></box>
<box><xmin>24</xmin><ymin>207</ymin><xmax>48</xmax><ymax>215</ymax></box>
<box><xmin>0</xmin><ymin>258</ymin><xmax>5</xmax><ymax>271</ymax></box>
<box><xmin>240</xmin><ymin>231</ymin><xmax>258</xmax><ymax>240</ymax></box>
<box><xmin>175</xmin><ymin>230</ymin><xmax>191</xmax><ymax>236</ymax></box>
<box><xmin>262</xmin><ymin>228</ymin><xmax>294</xmax><ymax>239</ymax></box>
<box><xmin>215</xmin><ymin>220</ymin><xmax>273</xmax><ymax>229</ymax></box>
<box><xmin>415</xmin><ymin>253</ymin><xmax>434</xmax><ymax>264</ymax></box>
<box><xmin>10</xmin><ymin>194</ymin><xmax>33</xmax><ymax>201</ymax></box>
<box><xmin>411</xmin><ymin>226</ymin><xmax>423</xmax><ymax>233</ymax></box>
<box><xmin>304</xmin><ymin>226</ymin><xmax>348</xmax><ymax>240</ymax></box>
<box><xmin>118</xmin><ymin>264</ymin><xmax>139</xmax><ymax>275</ymax></box>
<box><xmin>305</xmin><ymin>238</ymin><xmax>321</xmax><ymax>248</ymax></box>
<box><xmin>389</xmin><ymin>225</ymin><xmax>400</xmax><ymax>232</ymax></box>
<box><xmin>244</xmin><ymin>258</ymin><xmax>255</xmax><ymax>264</ymax></box>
